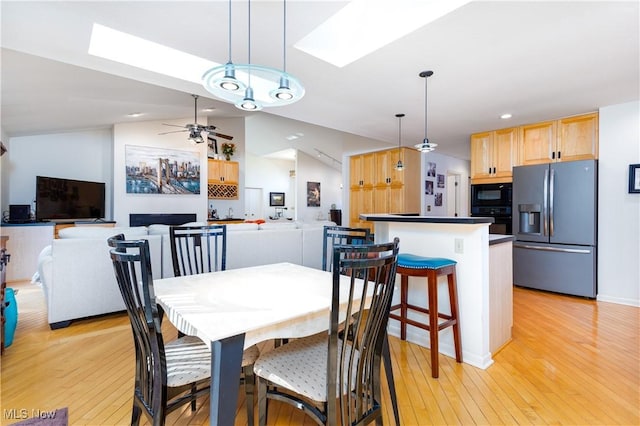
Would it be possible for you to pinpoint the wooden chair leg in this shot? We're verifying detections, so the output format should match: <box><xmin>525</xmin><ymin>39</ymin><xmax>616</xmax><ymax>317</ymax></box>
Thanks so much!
<box><xmin>427</xmin><ymin>271</ymin><xmax>440</xmax><ymax>378</ymax></box>
<box><xmin>400</xmin><ymin>274</ymin><xmax>409</xmax><ymax>341</ymax></box>
<box><xmin>382</xmin><ymin>333</ymin><xmax>400</xmax><ymax>426</ymax></box>
<box><xmin>448</xmin><ymin>272</ymin><xmax>463</xmax><ymax>363</ymax></box>
<box><xmin>243</xmin><ymin>365</ymin><xmax>255</xmax><ymax>426</ymax></box>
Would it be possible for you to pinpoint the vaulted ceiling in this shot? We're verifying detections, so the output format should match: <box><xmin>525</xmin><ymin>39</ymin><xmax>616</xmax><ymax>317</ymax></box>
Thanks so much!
<box><xmin>2</xmin><ymin>1</ymin><xmax>638</xmax><ymax>162</ymax></box>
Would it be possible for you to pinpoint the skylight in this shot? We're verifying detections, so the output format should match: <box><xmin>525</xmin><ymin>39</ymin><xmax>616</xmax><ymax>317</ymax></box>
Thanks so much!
<box><xmin>88</xmin><ymin>23</ymin><xmax>214</xmax><ymax>84</ymax></box>
<box><xmin>294</xmin><ymin>0</ymin><xmax>472</xmax><ymax>68</ymax></box>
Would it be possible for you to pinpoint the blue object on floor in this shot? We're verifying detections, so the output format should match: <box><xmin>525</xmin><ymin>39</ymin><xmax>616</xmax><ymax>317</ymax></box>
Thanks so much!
<box><xmin>4</xmin><ymin>287</ymin><xmax>17</xmax><ymax>347</ymax></box>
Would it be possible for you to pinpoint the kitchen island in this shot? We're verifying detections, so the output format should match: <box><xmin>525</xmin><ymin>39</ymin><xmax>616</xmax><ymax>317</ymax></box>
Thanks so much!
<box><xmin>361</xmin><ymin>214</ymin><xmax>513</xmax><ymax>369</ymax></box>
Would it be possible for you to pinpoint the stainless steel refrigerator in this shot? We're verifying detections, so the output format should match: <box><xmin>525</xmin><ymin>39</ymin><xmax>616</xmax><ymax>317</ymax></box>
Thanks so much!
<box><xmin>512</xmin><ymin>160</ymin><xmax>597</xmax><ymax>298</ymax></box>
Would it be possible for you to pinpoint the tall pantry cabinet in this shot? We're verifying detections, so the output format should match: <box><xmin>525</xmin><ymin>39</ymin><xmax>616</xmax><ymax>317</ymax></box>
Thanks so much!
<box><xmin>349</xmin><ymin>147</ymin><xmax>421</xmax><ymax>231</ymax></box>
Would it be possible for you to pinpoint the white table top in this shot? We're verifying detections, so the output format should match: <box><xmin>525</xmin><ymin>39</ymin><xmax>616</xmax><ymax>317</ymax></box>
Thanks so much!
<box><xmin>154</xmin><ymin>262</ymin><xmax>362</xmax><ymax>349</ymax></box>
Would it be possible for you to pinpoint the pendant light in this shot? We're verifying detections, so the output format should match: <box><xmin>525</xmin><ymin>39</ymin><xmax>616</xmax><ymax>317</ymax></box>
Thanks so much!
<box><xmin>236</xmin><ymin>0</ymin><xmax>261</xmax><ymax>111</ymax></box>
<box><xmin>206</xmin><ymin>0</ymin><xmax>246</xmax><ymax>94</ymax></box>
<box><xmin>414</xmin><ymin>70</ymin><xmax>438</xmax><ymax>153</ymax></box>
<box><xmin>202</xmin><ymin>0</ymin><xmax>304</xmax><ymax>110</ymax></box>
<box><xmin>395</xmin><ymin>113</ymin><xmax>405</xmax><ymax>171</ymax></box>
<box><xmin>270</xmin><ymin>0</ymin><xmax>296</xmax><ymax>101</ymax></box>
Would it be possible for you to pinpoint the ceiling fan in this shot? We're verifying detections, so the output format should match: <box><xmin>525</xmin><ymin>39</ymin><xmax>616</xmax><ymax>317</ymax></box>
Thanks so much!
<box><xmin>159</xmin><ymin>94</ymin><xmax>233</xmax><ymax>145</ymax></box>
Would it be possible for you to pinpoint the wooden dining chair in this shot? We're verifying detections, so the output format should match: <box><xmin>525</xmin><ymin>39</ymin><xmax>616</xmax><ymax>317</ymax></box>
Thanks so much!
<box><xmin>254</xmin><ymin>238</ymin><xmax>400</xmax><ymax>426</ymax></box>
<box><xmin>168</xmin><ymin>224</ymin><xmax>259</xmax><ymax>424</ymax></box>
<box><xmin>169</xmin><ymin>224</ymin><xmax>227</xmax><ymax>276</ymax></box>
<box><xmin>322</xmin><ymin>226</ymin><xmax>401</xmax><ymax>426</ymax></box>
<box><xmin>108</xmin><ymin>234</ymin><xmax>211</xmax><ymax>426</ymax></box>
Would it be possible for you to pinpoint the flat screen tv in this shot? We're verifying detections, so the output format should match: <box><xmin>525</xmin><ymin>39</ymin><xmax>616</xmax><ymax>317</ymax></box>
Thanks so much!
<box><xmin>36</xmin><ymin>176</ymin><xmax>106</xmax><ymax>221</ymax></box>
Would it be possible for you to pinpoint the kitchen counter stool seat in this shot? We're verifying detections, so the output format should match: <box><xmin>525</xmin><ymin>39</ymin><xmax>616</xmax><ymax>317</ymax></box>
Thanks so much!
<box><xmin>389</xmin><ymin>253</ymin><xmax>463</xmax><ymax>378</ymax></box>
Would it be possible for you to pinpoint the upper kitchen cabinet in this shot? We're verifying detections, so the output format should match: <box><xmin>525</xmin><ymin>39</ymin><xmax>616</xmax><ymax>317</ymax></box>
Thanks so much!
<box><xmin>349</xmin><ymin>153</ymin><xmax>376</xmax><ymax>229</ymax></box>
<box><xmin>470</xmin><ymin>127</ymin><xmax>517</xmax><ymax>184</ymax></box>
<box><xmin>208</xmin><ymin>159</ymin><xmax>239</xmax><ymax>184</ymax></box>
<box><xmin>349</xmin><ymin>148</ymin><xmax>420</xmax><ymax>231</ymax></box>
<box><xmin>556</xmin><ymin>113</ymin><xmax>599</xmax><ymax>162</ymax></box>
<box><xmin>519</xmin><ymin>112</ymin><xmax>598</xmax><ymax>165</ymax></box>
<box><xmin>207</xmin><ymin>159</ymin><xmax>239</xmax><ymax>199</ymax></box>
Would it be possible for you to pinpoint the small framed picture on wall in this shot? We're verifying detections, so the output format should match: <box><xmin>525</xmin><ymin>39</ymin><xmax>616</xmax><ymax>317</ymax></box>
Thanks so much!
<box><xmin>307</xmin><ymin>182</ymin><xmax>321</xmax><ymax>207</ymax></box>
<box><xmin>629</xmin><ymin>164</ymin><xmax>640</xmax><ymax>193</ymax></box>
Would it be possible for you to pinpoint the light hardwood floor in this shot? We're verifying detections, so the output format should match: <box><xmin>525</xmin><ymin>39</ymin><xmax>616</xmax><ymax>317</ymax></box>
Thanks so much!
<box><xmin>1</xmin><ymin>281</ymin><xmax>638</xmax><ymax>425</ymax></box>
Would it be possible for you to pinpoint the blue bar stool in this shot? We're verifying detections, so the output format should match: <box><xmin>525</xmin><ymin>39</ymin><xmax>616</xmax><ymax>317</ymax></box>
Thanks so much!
<box><xmin>389</xmin><ymin>253</ymin><xmax>463</xmax><ymax>378</ymax></box>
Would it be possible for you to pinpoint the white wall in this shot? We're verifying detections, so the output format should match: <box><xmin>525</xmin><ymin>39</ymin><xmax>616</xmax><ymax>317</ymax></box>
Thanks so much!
<box><xmin>420</xmin><ymin>151</ymin><xmax>471</xmax><ymax>216</ymax></box>
<box><xmin>296</xmin><ymin>150</ymin><xmax>343</xmax><ymax>222</ymax></box>
<box><xmin>2</xmin><ymin>129</ymin><xmax>113</xmax><ymax>220</ymax></box>
<box><xmin>244</xmin><ymin>151</ymin><xmax>294</xmax><ymax>219</ymax></box>
<box><xmin>1</xmin><ymin>127</ymin><xmax>10</xmax><ymax>215</ymax></box>
<box><xmin>597</xmin><ymin>101</ymin><xmax>640</xmax><ymax>306</ymax></box>
<box><xmin>112</xmin><ymin>118</ymin><xmax>210</xmax><ymax>225</ymax></box>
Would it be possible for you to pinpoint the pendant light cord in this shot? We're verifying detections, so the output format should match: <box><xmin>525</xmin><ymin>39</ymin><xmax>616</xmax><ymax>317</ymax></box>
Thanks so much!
<box><xmin>247</xmin><ymin>0</ymin><xmax>252</xmax><ymax>87</ymax></box>
<box><xmin>282</xmin><ymin>0</ymin><xmax>287</xmax><ymax>73</ymax></box>
<box><xmin>227</xmin><ymin>0</ymin><xmax>232</xmax><ymax>62</ymax></box>
<box><xmin>424</xmin><ymin>74</ymin><xmax>428</xmax><ymax>140</ymax></box>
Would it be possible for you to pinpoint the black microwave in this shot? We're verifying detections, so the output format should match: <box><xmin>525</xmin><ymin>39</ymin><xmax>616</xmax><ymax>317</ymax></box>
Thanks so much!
<box><xmin>471</xmin><ymin>183</ymin><xmax>512</xmax><ymax>214</ymax></box>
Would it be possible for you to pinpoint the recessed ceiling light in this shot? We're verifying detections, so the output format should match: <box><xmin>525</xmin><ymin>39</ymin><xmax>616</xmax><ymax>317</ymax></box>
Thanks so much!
<box><xmin>126</xmin><ymin>112</ymin><xmax>144</xmax><ymax>118</ymax></box>
<box><xmin>202</xmin><ymin>107</ymin><xmax>216</xmax><ymax>112</ymax></box>
<box><xmin>286</xmin><ymin>135</ymin><xmax>299</xmax><ymax>141</ymax></box>
<box><xmin>500</xmin><ymin>113</ymin><xmax>513</xmax><ymax>119</ymax></box>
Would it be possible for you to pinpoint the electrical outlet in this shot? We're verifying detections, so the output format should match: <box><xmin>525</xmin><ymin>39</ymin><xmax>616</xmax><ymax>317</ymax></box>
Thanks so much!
<box><xmin>454</xmin><ymin>238</ymin><xmax>464</xmax><ymax>254</ymax></box>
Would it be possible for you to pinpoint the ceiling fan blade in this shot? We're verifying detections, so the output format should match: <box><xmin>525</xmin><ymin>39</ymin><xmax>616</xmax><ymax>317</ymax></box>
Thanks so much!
<box><xmin>162</xmin><ymin>123</ymin><xmax>187</xmax><ymax>128</ymax></box>
<box><xmin>158</xmin><ymin>129</ymin><xmax>188</xmax><ymax>135</ymax></box>
<box><xmin>210</xmin><ymin>132</ymin><xmax>234</xmax><ymax>140</ymax></box>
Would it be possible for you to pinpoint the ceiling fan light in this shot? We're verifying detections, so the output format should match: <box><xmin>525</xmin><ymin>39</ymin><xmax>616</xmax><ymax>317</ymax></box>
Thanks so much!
<box><xmin>189</xmin><ymin>129</ymin><xmax>204</xmax><ymax>144</ymax></box>
<box><xmin>395</xmin><ymin>160</ymin><xmax>404</xmax><ymax>171</ymax></box>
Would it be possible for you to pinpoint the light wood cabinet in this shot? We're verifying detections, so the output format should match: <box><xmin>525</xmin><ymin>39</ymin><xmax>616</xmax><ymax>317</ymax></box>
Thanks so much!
<box><xmin>349</xmin><ymin>153</ymin><xmax>375</xmax><ymax>230</ymax></box>
<box><xmin>519</xmin><ymin>112</ymin><xmax>598</xmax><ymax>165</ymax></box>
<box><xmin>207</xmin><ymin>159</ymin><xmax>239</xmax><ymax>184</ymax></box>
<box><xmin>350</xmin><ymin>148</ymin><xmax>420</xmax><ymax>231</ymax></box>
<box><xmin>207</xmin><ymin>159</ymin><xmax>239</xmax><ymax>199</ymax></box>
<box><xmin>557</xmin><ymin>113</ymin><xmax>599</xmax><ymax>162</ymax></box>
<box><xmin>470</xmin><ymin>127</ymin><xmax>517</xmax><ymax>184</ymax></box>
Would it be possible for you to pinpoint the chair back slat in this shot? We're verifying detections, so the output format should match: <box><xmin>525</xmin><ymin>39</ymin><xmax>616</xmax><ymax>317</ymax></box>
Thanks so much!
<box><xmin>327</xmin><ymin>237</ymin><xmax>399</xmax><ymax>425</ymax></box>
<box><xmin>169</xmin><ymin>225</ymin><xmax>227</xmax><ymax>276</ymax></box>
<box><xmin>322</xmin><ymin>226</ymin><xmax>371</xmax><ymax>272</ymax></box>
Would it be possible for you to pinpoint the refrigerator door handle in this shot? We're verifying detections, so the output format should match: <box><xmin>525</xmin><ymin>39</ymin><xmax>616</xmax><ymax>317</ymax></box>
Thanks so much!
<box><xmin>549</xmin><ymin>168</ymin><xmax>555</xmax><ymax>237</ymax></box>
<box><xmin>514</xmin><ymin>243</ymin><xmax>592</xmax><ymax>254</ymax></box>
<box><xmin>543</xmin><ymin>169</ymin><xmax>549</xmax><ymax>236</ymax></box>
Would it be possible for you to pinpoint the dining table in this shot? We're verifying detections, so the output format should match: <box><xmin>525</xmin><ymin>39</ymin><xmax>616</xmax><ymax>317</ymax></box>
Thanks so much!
<box><xmin>153</xmin><ymin>262</ymin><xmax>369</xmax><ymax>426</ymax></box>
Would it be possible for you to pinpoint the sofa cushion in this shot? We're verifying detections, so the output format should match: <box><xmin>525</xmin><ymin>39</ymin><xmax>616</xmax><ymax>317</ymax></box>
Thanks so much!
<box><xmin>226</xmin><ymin>223</ymin><xmax>259</xmax><ymax>231</ymax></box>
<box><xmin>259</xmin><ymin>222</ymin><xmax>298</xmax><ymax>230</ymax></box>
<box><xmin>57</xmin><ymin>226</ymin><xmax>148</xmax><ymax>239</ymax></box>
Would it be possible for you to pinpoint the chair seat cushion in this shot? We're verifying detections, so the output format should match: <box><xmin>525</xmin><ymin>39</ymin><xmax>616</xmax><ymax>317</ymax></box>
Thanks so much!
<box><xmin>253</xmin><ymin>332</ymin><xmax>358</xmax><ymax>403</ymax></box>
<box><xmin>397</xmin><ymin>253</ymin><xmax>456</xmax><ymax>270</ymax></box>
<box><xmin>165</xmin><ymin>336</ymin><xmax>259</xmax><ymax>387</ymax></box>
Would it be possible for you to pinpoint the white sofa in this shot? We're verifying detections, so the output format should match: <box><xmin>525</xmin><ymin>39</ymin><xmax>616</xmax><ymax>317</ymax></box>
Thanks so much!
<box><xmin>37</xmin><ymin>220</ymin><xmax>335</xmax><ymax>328</ymax></box>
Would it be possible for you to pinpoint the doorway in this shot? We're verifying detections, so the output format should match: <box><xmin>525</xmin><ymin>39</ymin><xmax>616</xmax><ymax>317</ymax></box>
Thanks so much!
<box><xmin>244</xmin><ymin>187</ymin><xmax>263</xmax><ymax>221</ymax></box>
<box><xmin>446</xmin><ymin>172</ymin><xmax>461</xmax><ymax>217</ymax></box>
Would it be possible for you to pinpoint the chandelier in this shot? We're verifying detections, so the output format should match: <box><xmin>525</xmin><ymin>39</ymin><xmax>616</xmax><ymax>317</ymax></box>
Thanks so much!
<box><xmin>202</xmin><ymin>0</ymin><xmax>304</xmax><ymax>111</ymax></box>
<box><xmin>414</xmin><ymin>70</ymin><xmax>437</xmax><ymax>153</ymax></box>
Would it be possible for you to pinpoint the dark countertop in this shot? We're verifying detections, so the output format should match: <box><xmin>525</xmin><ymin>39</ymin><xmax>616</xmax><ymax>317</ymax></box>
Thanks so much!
<box><xmin>360</xmin><ymin>213</ymin><xmax>494</xmax><ymax>224</ymax></box>
<box><xmin>489</xmin><ymin>234</ymin><xmax>515</xmax><ymax>245</ymax></box>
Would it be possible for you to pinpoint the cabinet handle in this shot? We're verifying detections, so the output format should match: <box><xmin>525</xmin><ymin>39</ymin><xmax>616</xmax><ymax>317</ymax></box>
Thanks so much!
<box><xmin>558</xmin><ymin>151</ymin><xmax>561</xmax><ymax>159</ymax></box>
<box><xmin>552</xmin><ymin>152</ymin><xmax>555</xmax><ymax>160</ymax></box>
<box><xmin>488</xmin><ymin>168</ymin><xmax>491</xmax><ymax>174</ymax></box>
<box><xmin>493</xmin><ymin>167</ymin><xmax>496</xmax><ymax>174</ymax></box>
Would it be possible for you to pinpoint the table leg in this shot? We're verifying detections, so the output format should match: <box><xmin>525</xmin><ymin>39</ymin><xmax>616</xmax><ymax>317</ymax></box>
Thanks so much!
<box><xmin>210</xmin><ymin>333</ymin><xmax>245</xmax><ymax>426</ymax></box>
